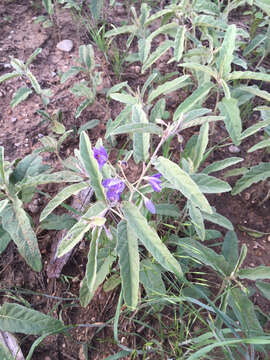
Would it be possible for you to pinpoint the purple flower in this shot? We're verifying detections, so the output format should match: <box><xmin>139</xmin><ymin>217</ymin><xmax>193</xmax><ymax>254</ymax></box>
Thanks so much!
<box><xmin>94</xmin><ymin>146</ymin><xmax>107</xmax><ymax>169</ymax></box>
<box><xmin>102</xmin><ymin>178</ymin><xmax>125</xmax><ymax>202</ymax></box>
<box><xmin>144</xmin><ymin>197</ymin><xmax>156</xmax><ymax>214</ymax></box>
<box><xmin>147</xmin><ymin>173</ymin><xmax>162</xmax><ymax>192</ymax></box>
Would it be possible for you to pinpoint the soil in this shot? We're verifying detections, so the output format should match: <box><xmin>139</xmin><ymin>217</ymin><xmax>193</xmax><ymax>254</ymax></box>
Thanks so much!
<box><xmin>0</xmin><ymin>1</ymin><xmax>270</xmax><ymax>359</ymax></box>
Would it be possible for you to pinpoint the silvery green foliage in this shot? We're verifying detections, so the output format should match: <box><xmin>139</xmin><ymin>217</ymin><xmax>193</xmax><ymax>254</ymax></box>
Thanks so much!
<box><xmin>0</xmin><ymin>48</ymin><xmax>51</xmax><ymax>107</ymax></box>
<box><xmin>61</xmin><ymin>44</ymin><xmax>102</xmax><ymax>117</ymax></box>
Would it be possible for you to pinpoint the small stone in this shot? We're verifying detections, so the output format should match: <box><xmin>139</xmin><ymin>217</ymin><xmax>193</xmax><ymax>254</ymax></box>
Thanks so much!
<box><xmin>56</xmin><ymin>39</ymin><xmax>73</xmax><ymax>52</ymax></box>
<box><xmin>51</xmin><ymin>71</ymin><xmax>56</xmax><ymax>77</ymax></box>
<box><xmin>4</xmin><ymin>63</ymin><xmax>11</xmax><ymax>69</ymax></box>
<box><xmin>25</xmin><ymin>119</ymin><xmax>30</xmax><ymax>123</ymax></box>
<box><xmin>267</xmin><ymin>235</ymin><xmax>270</xmax><ymax>242</ymax></box>
<box><xmin>11</xmin><ymin>117</ymin><xmax>17</xmax><ymax>123</ymax></box>
<box><xmin>229</xmin><ymin>145</ymin><xmax>240</xmax><ymax>153</ymax></box>
<box><xmin>14</xmin><ymin>142</ymin><xmax>20</xmax><ymax>147</ymax></box>
<box><xmin>38</xmin><ymin>133</ymin><xmax>43</xmax><ymax>138</ymax></box>
<box><xmin>28</xmin><ymin>203</ymin><xmax>39</xmax><ymax>214</ymax></box>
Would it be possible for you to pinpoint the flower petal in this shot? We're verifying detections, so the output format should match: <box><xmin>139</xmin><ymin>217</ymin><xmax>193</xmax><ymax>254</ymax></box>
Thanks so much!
<box><xmin>144</xmin><ymin>198</ymin><xmax>156</xmax><ymax>214</ymax></box>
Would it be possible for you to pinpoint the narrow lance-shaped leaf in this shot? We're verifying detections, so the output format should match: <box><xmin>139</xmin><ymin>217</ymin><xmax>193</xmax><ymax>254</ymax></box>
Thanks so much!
<box><xmin>117</xmin><ymin>221</ymin><xmax>139</xmax><ymax>309</ymax></box>
<box><xmin>142</xmin><ymin>40</ymin><xmax>174</xmax><ymax>73</ymax></box>
<box><xmin>10</xmin><ymin>87</ymin><xmax>32</xmax><ymax>108</ymax></box>
<box><xmin>132</xmin><ymin>104</ymin><xmax>150</xmax><ymax>163</ymax></box>
<box><xmin>15</xmin><ymin>171</ymin><xmax>83</xmax><ymax>191</ymax></box>
<box><xmin>239</xmin><ymin>266</ymin><xmax>270</xmax><ymax>280</ymax></box>
<box><xmin>188</xmin><ymin>201</ymin><xmax>205</xmax><ymax>241</ymax></box>
<box><xmin>79</xmin><ymin>132</ymin><xmax>106</xmax><ymax>202</ymax></box>
<box><xmin>57</xmin><ymin>201</ymin><xmax>107</xmax><ymax>257</ymax></box>
<box><xmin>229</xmin><ymin>71</ymin><xmax>270</xmax><ymax>82</ymax></box>
<box><xmin>122</xmin><ymin>201</ymin><xmax>183</xmax><ymax>278</ymax></box>
<box><xmin>174</xmin><ymin>25</ymin><xmax>186</xmax><ymax>62</ymax></box>
<box><xmin>85</xmin><ymin>227</ymin><xmax>101</xmax><ymax>294</ymax></box>
<box><xmin>202</xmin><ymin>157</ymin><xmax>243</xmax><ymax>174</ymax></box>
<box><xmin>218</xmin><ymin>97</ymin><xmax>242</xmax><ymax>146</ymax></box>
<box><xmin>153</xmin><ymin>157</ymin><xmax>212</xmax><ymax>214</ymax></box>
<box><xmin>216</xmin><ymin>24</ymin><xmax>236</xmax><ymax>79</ymax></box>
<box><xmin>0</xmin><ymin>198</ymin><xmax>42</xmax><ymax>271</ymax></box>
<box><xmin>109</xmin><ymin>123</ymin><xmax>162</xmax><ymax>136</ymax></box>
<box><xmin>232</xmin><ymin>162</ymin><xmax>270</xmax><ymax>195</ymax></box>
<box><xmin>0</xmin><ymin>303</ymin><xmax>63</xmax><ymax>335</ymax></box>
<box><xmin>248</xmin><ymin>138</ymin><xmax>270</xmax><ymax>153</ymax></box>
<box><xmin>40</xmin><ymin>182</ymin><xmax>90</xmax><ymax>222</ymax></box>
<box><xmin>148</xmin><ymin>75</ymin><xmax>190</xmax><ymax>104</ymax></box>
<box><xmin>193</xmin><ymin>123</ymin><xmax>209</xmax><ymax>171</ymax></box>
<box><xmin>173</xmin><ymin>83</ymin><xmax>213</xmax><ymax>121</ymax></box>
<box><xmin>0</xmin><ymin>147</ymin><xmax>5</xmax><ymax>183</ymax></box>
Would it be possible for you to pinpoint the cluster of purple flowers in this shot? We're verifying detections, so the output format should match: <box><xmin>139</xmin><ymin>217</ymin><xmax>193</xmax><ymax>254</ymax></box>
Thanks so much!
<box><xmin>93</xmin><ymin>145</ymin><xmax>162</xmax><ymax>212</ymax></box>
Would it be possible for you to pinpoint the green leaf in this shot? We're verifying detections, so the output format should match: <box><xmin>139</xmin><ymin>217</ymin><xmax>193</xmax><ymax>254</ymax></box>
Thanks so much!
<box><xmin>26</xmin><ymin>48</ymin><xmax>42</xmax><ymax>67</ymax></box>
<box><xmin>256</xmin><ymin>281</ymin><xmax>270</xmax><ymax>300</ymax></box>
<box><xmin>248</xmin><ymin>138</ymin><xmax>270</xmax><ymax>152</ymax></box>
<box><xmin>140</xmin><ymin>259</ymin><xmax>166</xmax><ymax>311</ymax></box>
<box><xmin>201</xmin><ymin>209</ymin><xmax>233</xmax><ymax>230</ymax></box>
<box><xmin>0</xmin><ymin>303</ymin><xmax>63</xmax><ymax>335</ymax></box>
<box><xmin>109</xmin><ymin>123</ymin><xmax>162</xmax><ymax>136</ymax></box>
<box><xmin>228</xmin><ymin>288</ymin><xmax>263</xmax><ymax>336</ymax></box>
<box><xmin>42</xmin><ymin>0</ymin><xmax>53</xmax><ymax>15</ymax></box>
<box><xmin>79</xmin><ymin>131</ymin><xmax>106</xmax><ymax>202</ymax></box>
<box><xmin>57</xmin><ymin>201</ymin><xmax>107</xmax><ymax>257</ymax></box>
<box><xmin>132</xmin><ymin>104</ymin><xmax>150</xmax><ymax>163</ymax></box>
<box><xmin>228</xmin><ymin>71</ymin><xmax>270</xmax><ymax>82</ymax></box>
<box><xmin>0</xmin><ymin>225</ymin><xmax>12</xmax><ymax>254</ymax></box>
<box><xmin>80</xmin><ymin>249</ymin><xmax>115</xmax><ymax>307</ymax></box>
<box><xmin>142</xmin><ymin>40</ymin><xmax>174</xmax><ymax>73</ymax></box>
<box><xmin>40</xmin><ymin>182</ymin><xmax>89</xmax><ymax>221</ymax></box>
<box><xmin>10</xmin><ymin>87</ymin><xmax>32</xmax><ymax>108</ymax></box>
<box><xmin>191</xmin><ymin>174</ymin><xmax>232</xmax><ymax>193</ymax></box>
<box><xmin>26</xmin><ymin>70</ymin><xmax>42</xmax><ymax>94</ymax></box>
<box><xmin>89</xmin><ymin>0</ymin><xmax>104</xmax><ymax>20</ymax></box>
<box><xmin>40</xmin><ymin>214</ymin><xmax>76</xmax><ymax>230</ymax></box>
<box><xmin>193</xmin><ymin>123</ymin><xmax>209</xmax><ymax>171</ymax></box>
<box><xmin>79</xmin><ymin>44</ymin><xmax>95</xmax><ymax>71</ymax></box>
<box><xmin>188</xmin><ymin>201</ymin><xmax>205</xmax><ymax>241</ymax></box>
<box><xmin>0</xmin><ymin>72</ymin><xmax>20</xmax><ymax>83</ymax></box>
<box><xmin>117</xmin><ymin>221</ymin><xmax>139</xmax><ymax>309</ymax></box>
<box><xmin>216</xmin><ymin>24</ymin><xmax>236</xmax><ymax>79</ymax></box>
<box><xmin>16</xmin><ymin>171</ymin><xmax>83</xmax><ymax>191</ymax></box>
<box><xmin>231</xmin><ymin>162</ymin><xmax>270</xmax><ymax>195</ymax></box>
<box><xmin>148</xmin><ymin>75</ymin><xmax>190</xmax><ymax>104</ymax></box>
<box><xmin>174</xmin><ymin>236</ymin><xmax>230</xmax><ymax>276</ymax></box>
<box><xmin>238</xmin><ymin>85</ymin><xmax>270</xmax><ymax>102</ymax></box>
<box><xmin>0</xmin><ymin>147</ymin><xmax>5</xmax><ymax>183</ymax></box>
<box><xmin>61</xmin><ymin>67</ymin><xmax>82</xmax><ymax>83</ymax></box>
<box><xmin>85</xmin><ymin>228</ymin><xmax>100</xmax><ymax>295</ymax></box>
<box><xmin>239</xmin><ymin>266</ymin><xmax>270</xmax><ymax>280</ymax></box>
<box><xmin>173</xmin><ymin>83</ymin><xmax>213</xmax><ymax>121</ymax></box>
<box><xmin>218</xmin><ymin>97</ymin><xmax>242</xmax><ymax>146</ymax></box>
<box><xmin>202</xmin><ymin>157</ymin><xmax>243</xmax><ymax>174</ymax></box>
<box><xmin>122</xmin><ymin>201</ymin><xmax>183</xmax><ymax>278</ymax></box>
<box><xmin>222</xmin><ymin>231</ymin><xmax>238</xmax><ymax>273</ymax></box>
<box><xmin>105</xmin><ymin>25</ymin><xmax>137</xmax><ymax>38</ymax></box>
<box><xmin>78</xmin><ymin>120</ymin><xmax>100</xmax><ymax>134</ymax></box>
<box><xmin>180</xmin><ymin>63</ymin><xmax>218</xmax><ymax>79</ymax></box>
<box><xmin>154</xmin><ymin>157</ymin><xmax>212</xmax><ymax>213</ymax></box>
<box><xmin>75</xmin><ymin>99</ymin><xmax>92</xmax><ymax>118</ymax></box>
<box><xmin>155</xmin><ymin>203</ymin><xmax>180</xmax><ymax>217</ymax></box>
<box><xmin>106</xmin><ymin>81</ymin><xmax>128</xmax><ymax>98</ymax></box>
<box><xmin>174</xmin><ymin>26</ymin><xmax>186</xmax><ymax>62</ymax></box>
<box><xmin>11</xmin><ymin>153</ymin><xmax>49</xmax><ymax>183</ymax></box>
<box><xmin>240</xmin><ymin>118</ymin><xmax>270</xmax><ymax>140</ymax></box>
<box><xmin>110</xmin><ymin>93</ymin><xmax>138</xmax><ymax>105</ymax></box>
<box><xmin>0</xmin><ymin>198</ymin><xmax>42</xmax><ymax>271</ymax></box>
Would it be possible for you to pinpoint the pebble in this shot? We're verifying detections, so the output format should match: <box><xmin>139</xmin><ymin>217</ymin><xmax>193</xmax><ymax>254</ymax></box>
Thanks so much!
<box><xmin>14</xmin><ymin>143</ymin><xmax>20</xmax><ymax>147</ymax></box>
<box><xmin>38</xmin><ymin>133</ymin><xmax>44</xmax><ymax>138</ymax></box>
<box><xmin>11</xmin><ymin>117</ymin><xmax>17</xmax><ymax>123</ymax></box>
<box><xmin>229</xmin><ymin>145</ymin><xmax>241</xmax><ymax>153</ymax></box>
<box><xmin>56</xmin><ymin>39</ymin><xmax>73</xmax><ymax>52</ymax></box>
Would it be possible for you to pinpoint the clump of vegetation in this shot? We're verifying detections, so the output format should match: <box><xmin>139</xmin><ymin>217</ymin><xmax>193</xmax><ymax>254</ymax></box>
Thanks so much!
<box><xmin>0</xmin><ymin>0</ymin><xmax>270</xmax><ymax>359</ymax></box>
